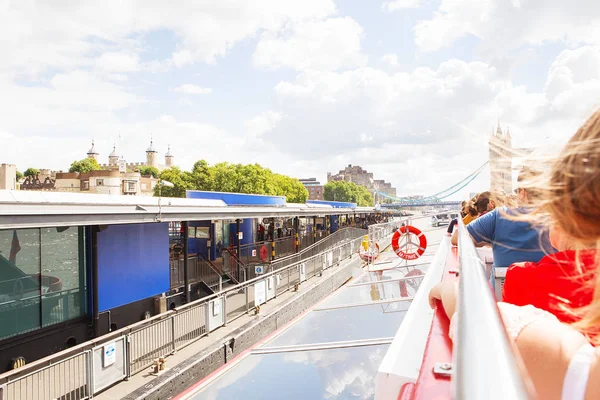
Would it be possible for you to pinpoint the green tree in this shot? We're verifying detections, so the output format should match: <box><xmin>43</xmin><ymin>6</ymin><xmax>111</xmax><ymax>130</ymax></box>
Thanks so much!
<box><xmin>139</xmin><ymin>166</ymin><xmax>160</xmax><ymax>178</ymax></box>
<box><xmin>24</xmin><ymin>168</ymin><xmax>39</xmax><ymax>177</ymax></box>
<box><xmin>154</xmin><ymin>167</ymin><xmax>193</xmax><ymax>198</ymax></box>
<box><xmin>69</xmin><ymin>158</ymin><xmax>102</xmax><ymax>173</ymax></box>
<box><xmin>15</xmin><ymin>171</ymin><xmax>23</xmax><ymax>181</ymax></box>
<box><xmin>271</xmin><ymin>174</ymin><xmax>308</xmax><ymax>203</ymax></box>
<box><xmin>324</xmin><ymin>181</ymin><xmax>373</xmax><ymax>206</ymax></box>
<box><xmin>189</xmin><ymin>160</ymin><xmax>213</xmax><ymax>190</ymax></box>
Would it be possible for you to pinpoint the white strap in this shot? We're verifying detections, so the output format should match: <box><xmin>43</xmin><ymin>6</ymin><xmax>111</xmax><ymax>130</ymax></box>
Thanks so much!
<box><xmin>562</xmin><ymin>343</ymin><xmax>595</xmax><ymax>400</ymax></box>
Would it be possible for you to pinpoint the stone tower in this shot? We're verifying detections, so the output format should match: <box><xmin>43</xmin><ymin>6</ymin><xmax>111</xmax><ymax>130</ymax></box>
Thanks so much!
<box><xmin>87</xmin><ymin>140</ymin><xmax>99</xmax><ymax>162</ymax></box>
<box><xmin>488</xmin><ymin>122</ymin><xmax>513</xmax><ymax>195</ymax></box>
<box><xmin>165</xmin><ymin>145</ymin><xmax>174</xmax><ymax>168</ymax></box>
<box><xmin>146</xmin><ymin>139</ymin><xmax>158</xmax><ymax>168</ymax></box>
<box><xmin>108</xmin><ymin>143</ymin><xmax>119</xmax><ymax>167</ymax></box>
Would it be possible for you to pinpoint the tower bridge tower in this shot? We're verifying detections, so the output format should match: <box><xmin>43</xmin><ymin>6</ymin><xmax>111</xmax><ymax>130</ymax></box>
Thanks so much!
<box><xmin>488</xmin><ymin>122</ymin><xmax>513</xmax><ymax>195</ymax></box>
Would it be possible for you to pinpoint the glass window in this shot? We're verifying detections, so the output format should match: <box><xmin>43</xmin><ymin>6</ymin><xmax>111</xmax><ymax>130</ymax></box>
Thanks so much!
<box><xmin>96</xmin><ymin>179</ymin><xmax>104</xmax><ymax>186</ymax></box>
<box><xmin>191</xmin><ymin>344</ymin><xmax>390</xmax><ymax>400</ymax></box>
<box><xmin>0</xmin><ymin>227</ymin><xmax>86</xmax><ymax>340</ymax></box>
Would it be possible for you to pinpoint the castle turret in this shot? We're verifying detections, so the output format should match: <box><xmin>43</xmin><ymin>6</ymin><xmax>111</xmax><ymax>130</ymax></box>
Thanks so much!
<box><xmin>165</xmin><ymin>145</ymin><xmax>174</xmax><ymax>168</ymax></box>
<box><xmin>87</xmin><ymin>140</ymin><xmax>99</xmax><ymax>162</ymax></box>
<box><xmin>146</xmin><ymin>139</ymin><xmax>158</xmax><ymax>168</ymax></box>
<box><xmin>488</xmin><ymin>121</ymin><xmax>513</xmax><ymax>195</ymax></box>
<box><xmin>108</xmin><ymin>143</ymin><xmax>119</xmax><ymax>167</ymax></box>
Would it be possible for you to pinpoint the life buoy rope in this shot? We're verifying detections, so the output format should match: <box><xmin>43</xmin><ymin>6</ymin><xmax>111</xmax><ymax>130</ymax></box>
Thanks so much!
<box><xmin>391</xmin><ymin>225</ymin><xmax>427</xmax><ymax>260</ymax></box>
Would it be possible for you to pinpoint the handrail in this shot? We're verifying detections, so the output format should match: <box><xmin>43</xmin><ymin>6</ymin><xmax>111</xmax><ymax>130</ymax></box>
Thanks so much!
<box><xmin>197</xmin><ymin>253</ymin><xmax>223</xmax><ymax>276</ymax></box>
<box><xmin>221</xmin><ymin>247</ymin><xmax>244</xmax><ymax>284</ymax></box>
<box><xmin>454</xmin><ymin>220</ymin><xmax>533</xmax><ymax>399</ymax></box>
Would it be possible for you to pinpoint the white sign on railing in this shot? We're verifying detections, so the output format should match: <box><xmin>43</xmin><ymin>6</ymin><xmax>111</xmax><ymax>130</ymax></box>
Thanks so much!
<box><xmin>255</xmin><ymin>280</ymin><xmax>266</xmax><ymax>306</ymax></box>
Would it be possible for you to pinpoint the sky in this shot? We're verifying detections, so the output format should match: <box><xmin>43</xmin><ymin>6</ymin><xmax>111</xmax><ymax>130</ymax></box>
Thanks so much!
<box><xmin>1</xmin><ymin>0</ymin><xmax>599</xmax><ymax>200</ymax></box>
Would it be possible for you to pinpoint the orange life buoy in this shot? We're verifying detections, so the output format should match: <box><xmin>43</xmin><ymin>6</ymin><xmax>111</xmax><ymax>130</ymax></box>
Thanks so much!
<box><xmin>259</xmin><ymin>245</ymin><xmax>269</xmax><ymax>261</ymax></box>
<box><xmin>391</xmin><ymin>226</ymin><xmax>427</xmax><ymax>260</ymax></box>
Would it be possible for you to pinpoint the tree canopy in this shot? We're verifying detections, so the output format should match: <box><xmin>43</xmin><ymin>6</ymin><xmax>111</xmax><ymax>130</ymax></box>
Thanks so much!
<box><xmin>15</xmin><ymin>171</ymin><xmax>23</xmax><ymax>181</ymax></box>
<box><xmin>69</xmin><ymin>158</ymin><xmax>102</xmax><ymax>173</ymax></box>
<box><xmin>153</xmin><ymin>160</ymin><xmax>308</xmax><ymax>203</ymax></box>
<box><xmin>139</xmin><ymin>166</ymin><xmax>160</xmax><ymax>178</ymax></box>
<box><xmin>23</xmin><ymin>168</ymin><xmax>39</xmax><ymax>177</ymax></box>
<box><xmin>323</xmin><ymin>181</ymin><xmax>374</xmax><ymax>206</ymax></box>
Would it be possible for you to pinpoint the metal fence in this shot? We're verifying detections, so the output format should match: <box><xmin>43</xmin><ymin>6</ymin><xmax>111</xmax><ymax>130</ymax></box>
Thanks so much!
<box><xmin>170</xmin><ymin>255</ymin><xmax>222</xmax><ymax>292</ymax></box>
<box><xmin>0</xmin><ymin>227</ymin><xmax>399</xmax><ymax>400</ymax></box>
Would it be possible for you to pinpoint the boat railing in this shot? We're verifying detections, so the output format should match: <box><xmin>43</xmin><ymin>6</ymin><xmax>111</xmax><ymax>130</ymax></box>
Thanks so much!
<box><xmin>454</xmin><ymin>219</ymin><xmax>532</xmax><ymax>399</ymax></box>
<box><xmin>0</xmin><ymin>230</ymin><xmax>392</xmax><ymax>399</ymax></box>
<box><xmin>375</xmin><ymin>217</ymin><xmax>533</xmax><ymax>399</ymax></box>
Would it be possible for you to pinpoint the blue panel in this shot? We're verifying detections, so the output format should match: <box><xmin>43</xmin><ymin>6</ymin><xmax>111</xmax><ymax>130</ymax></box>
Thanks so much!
<box><xmin>306</xmin><ymin>200</ymin><xmax>356</xmax><ymax>208</ymax></box>
<box><xmin>97</xmin><ymin>223</ymin><xmax>169</xmax><ymax>311</ymax></box>
<box><xmin>187</xmin><ymin>191</ymin><xmax>286</xmax><ymax>206</ymax></box>
<box><xmin>229</xmin><ymin>219</ymin><xmax>255</xmax><ymax>246</ymax></box>
<box><xmin>188</xmin><ymin>220</ymin><xmax>212</xmax><ymax>258</ymax></box>
<box><xmin>330</xmin><ymin>215</ymin><xmax>339</xmax><ymax>233</ymax></box>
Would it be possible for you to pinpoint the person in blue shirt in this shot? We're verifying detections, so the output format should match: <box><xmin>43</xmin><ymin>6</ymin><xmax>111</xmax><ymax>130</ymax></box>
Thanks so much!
<box><xmin>451</xmin><ymin>167</ymin><xmax>556</xmax><ymax>268</ymax></box>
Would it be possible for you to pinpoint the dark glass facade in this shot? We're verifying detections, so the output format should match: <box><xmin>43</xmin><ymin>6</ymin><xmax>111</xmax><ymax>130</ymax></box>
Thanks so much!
<box><xmin>0</xmin><ymin>227</ymin><xmax>87</xmax><ymax>340</ymax></box>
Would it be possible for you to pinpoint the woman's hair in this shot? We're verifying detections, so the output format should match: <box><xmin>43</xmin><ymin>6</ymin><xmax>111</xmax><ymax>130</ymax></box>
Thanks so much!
<box><xmin>541</xmin><ymin>109</ymin><xmax>600</xmax><ymax>340</ymax></box>
<box><xmin>474</xmin><ymin>191</ymin><xmax>491</xmax><ymax>214</ymax></box>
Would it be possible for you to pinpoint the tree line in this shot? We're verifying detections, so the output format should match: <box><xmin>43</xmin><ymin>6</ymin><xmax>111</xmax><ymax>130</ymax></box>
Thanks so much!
<box><xmin>155</xmin><ymin>161</ymin><xmax>309</xmax><ymax>203</ymax></box>
<box><xmin>323</xmin><ymin>180</ymin><xmax>374</xmax><ymax>206</ymax></box>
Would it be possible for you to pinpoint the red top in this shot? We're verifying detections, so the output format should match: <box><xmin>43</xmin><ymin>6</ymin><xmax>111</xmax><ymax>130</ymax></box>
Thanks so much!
<box><xmin>502</xmin><ymin>250</ymin><xmax>597</xmax><ymax>324</ymax></box>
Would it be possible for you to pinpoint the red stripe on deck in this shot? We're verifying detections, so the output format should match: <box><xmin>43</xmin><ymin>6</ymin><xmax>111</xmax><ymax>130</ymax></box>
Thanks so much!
<box><xmin>410</xmin><ymin>246</ymin><xmax>458</xmax><ymax>400</ymax></box>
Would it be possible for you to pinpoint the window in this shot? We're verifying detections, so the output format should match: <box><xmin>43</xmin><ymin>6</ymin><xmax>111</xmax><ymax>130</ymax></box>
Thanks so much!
<box><xmin>0</xmin><ymin>227</ymin><xmax>87</xmax><ymax>340</ymax></box>
<box><xmin>96</xmin><ymin>179</ymin><xmax>104</xmax><ymax>186</ymax></box>
<box><xmin>83</xmin><ymin>181</ymin><xmax>89</xmax><ymax>190</ymax></box>
<box><xmin>127</xmin><ymin>182</ymin><xmax>136</xmax><ymax>192</ymax></box>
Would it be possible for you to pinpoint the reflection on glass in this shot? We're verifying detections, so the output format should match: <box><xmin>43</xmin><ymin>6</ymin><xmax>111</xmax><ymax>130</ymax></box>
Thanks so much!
<box><xmin>0</xmin><ymin>227</ymin><xmax>86</xmax><ymax>340</ymax></box>
<box><xmin>192</xmin><ymin>344</ymin><xmax>389</xmax><ymax>400</ymax></box>
<box><xmin>264</xmin><ymin>303</ymin><xmax>409</xmax><ymax>348</ymax></box>
<box><xmin>321</xmin><ymin>279</ymin><xmax>418</xmax><ymax>307</ymax></box>
<box><xmin>355</xmin><ymin>265</ymin><xmax>428</xmax><ymax>284</ymax></box>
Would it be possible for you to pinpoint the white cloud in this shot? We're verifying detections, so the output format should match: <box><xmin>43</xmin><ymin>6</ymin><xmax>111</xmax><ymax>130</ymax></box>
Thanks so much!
<box><xmin>381</xmin><ymin>54</ymin><xmax>399</xmax><ymax>67</ymax></box>
<box><xmin>172</xmin><ymin>84</ymin><xmax>213</xmax><ymax>95</ymax></box>
<box><xmin>382</xmin><ymin>0</ymin><xmax>423</xmax><ymax>12</ymax></box>
<box><xmin>414</xmin><ymin>0</ymin><xmax>600</xmax><ymax>53</ymax></box>
<box><xmin>253</xmin><ymin>17</ymin><xmax>367</xmax><ymax>71</ymax></box>
<box><xmin>0</xmin><ymin>0</ymin><xmax>339</xmax><ymax>76</ymax></box>
<box><xmin>95</xmin><ymin>52</ymin><xmax>140</xmax><ymax>73</ymax></box>
<box><xmin>244</xmin><ymin>111</ymin><xmax>283</xmax><ymax>139</ymax></box>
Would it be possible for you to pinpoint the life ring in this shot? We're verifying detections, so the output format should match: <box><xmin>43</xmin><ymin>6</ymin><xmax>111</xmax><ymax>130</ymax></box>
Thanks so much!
<box><xmin>391</xmin><ymin>226</ymin><xmax>427</xmax><ymax>260</ymax></box>
<box><xmin>259</xmin><ymin>245</ymin><xmax>269</xmax><ymax>261</ymax></box>
<box><xmin>359</xmin><ymin>242</ymin><xmax>380</xmax><ymax>262</ymax></box>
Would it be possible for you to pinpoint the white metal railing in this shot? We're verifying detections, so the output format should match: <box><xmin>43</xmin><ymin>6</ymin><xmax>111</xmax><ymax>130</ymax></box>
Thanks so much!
<box><xmin>454</xmin><ymin>220</ymin><xmax>532</xmax><ymax>399</ymax></box>
<box><xmin>0</xmin><ymin>233</ymin><xmax>380</xmax><ymax>399</ymax></box>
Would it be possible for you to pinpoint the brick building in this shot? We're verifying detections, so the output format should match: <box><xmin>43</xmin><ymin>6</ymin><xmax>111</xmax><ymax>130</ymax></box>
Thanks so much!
<box><xmin>327</xmin><ymin>164</ymin><xmax>396</xmax><ymax>200</ymax></box>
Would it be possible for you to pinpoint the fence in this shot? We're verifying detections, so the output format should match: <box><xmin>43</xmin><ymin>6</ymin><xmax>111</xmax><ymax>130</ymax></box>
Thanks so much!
<box><xmin>170</xmin><ymin>255</ymin><xmax>222</xmax><ymax>292</ymax></box>
<box><xmin>0</xmin><ymin>228</ymin><xmax>398</xmax><ymax>400</ymax></box>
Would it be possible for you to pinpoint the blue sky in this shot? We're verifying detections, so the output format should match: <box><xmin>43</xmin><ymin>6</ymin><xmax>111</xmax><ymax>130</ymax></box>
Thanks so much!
<box><xmin>1</xmin><ymin>0</ymin><xmax>599</xmax><ymax>199</ymax></box>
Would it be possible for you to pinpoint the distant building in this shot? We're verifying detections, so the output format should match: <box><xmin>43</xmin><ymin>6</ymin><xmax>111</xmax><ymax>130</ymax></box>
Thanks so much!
<box><xmin>89</xmin><ymin>139</ymin><xmax>174</xmax><ymax>172</ymax></box>
<box><xmin>298</xmin><ymin>178</ymin><xmax>324</xmax><ymax>200</ymax></box>
<box><xmin>0</xmin><ymin>164</ymin><xmax>16</xmax><ymax>190</ymax></box>
<box><xmin>327</xmin><ymin>164</ymin><xmax>396</xmax><ymax>200</ymax></box>
<box><xmin>489</xmin><ymin>123</ymin><xmax>513</xmax><ymax>195</ymax></box>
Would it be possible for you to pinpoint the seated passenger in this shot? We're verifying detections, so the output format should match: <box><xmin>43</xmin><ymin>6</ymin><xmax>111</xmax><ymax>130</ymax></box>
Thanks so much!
<box><xmin>451</xmin><ymin>172</ymin><xmax>555</xmax><ymax>268</ymax></box>
<box><xmin>502</xmin><ymin>225</ymin><xmax>596</xmax><ymax>324</ymax></box>
<box><xmin>430</xmin><ymin>108</ymin><xmax>600</xmax><ymax>400</ymax></box>
<box><xmin>447</xmin><ymin>196</ymin><xmax>479</xmax><ymax>234</ymax></box>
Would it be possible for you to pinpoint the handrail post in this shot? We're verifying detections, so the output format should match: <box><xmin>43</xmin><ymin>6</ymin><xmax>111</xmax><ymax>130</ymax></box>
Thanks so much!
<box><xmin>183</xmin><ymin>221</ymin><xmax>190</xmax><ymax>303</ymax></box>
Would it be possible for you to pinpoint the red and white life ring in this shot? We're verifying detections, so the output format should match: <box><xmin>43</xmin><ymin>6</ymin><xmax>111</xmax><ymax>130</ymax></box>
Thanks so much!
<box><xmin>359</xmin><ymin>242</ymin><xmax>380</xmax><ymax>262</ymax></box>
<box><xmin>391</xmin><ymin>225</ymin><xmax>427</xmax><ymax>260</ymax></box>
<box><xmin>259</xmin><ymin>245</ymin><xmax>269</xmax><ymax>261</ymax></box>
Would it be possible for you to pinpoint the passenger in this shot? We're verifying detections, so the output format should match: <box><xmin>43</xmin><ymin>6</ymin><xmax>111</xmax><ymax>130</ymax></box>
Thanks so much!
<box><xmin>449</xmin><ymin>178</ymin><xmax>554</xmax><ymax>270</ymax></box>
<box><xmin>430</xmin><ymin>108</ymin><xmax>600</xmax><ymax>399</ymax></box>
<box><xmin>503</xmin><ymin>224</ymin><xmax>596</xmax><ymax>324</ymax></box>
<box><xmin>447</xmin><ymin>195</ymin><xmax>479</xmax><ymax>234</ymax></box>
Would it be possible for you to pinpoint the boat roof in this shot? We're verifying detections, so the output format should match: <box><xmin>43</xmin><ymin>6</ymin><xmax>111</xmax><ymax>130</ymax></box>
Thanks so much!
<box><xmin>0</xmin><ymin>190</ymin><xmax>376</xmax><ymax>229</ymax></box>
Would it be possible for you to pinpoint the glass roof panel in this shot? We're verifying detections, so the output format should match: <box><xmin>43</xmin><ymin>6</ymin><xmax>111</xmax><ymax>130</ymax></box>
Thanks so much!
<box><xmin>190</xmin><ymin>344</ymin><xmax>389</xmax><ymax>400</ymax></box>
<box><xmin>263</xmin><ymin>302</ymin><xmax>409</xmax><ymax>348</ymax></box>
<box><xmin>320</xmin><ymin>279</ymin><xmax>418</xmax><ymax>307</ymax></box>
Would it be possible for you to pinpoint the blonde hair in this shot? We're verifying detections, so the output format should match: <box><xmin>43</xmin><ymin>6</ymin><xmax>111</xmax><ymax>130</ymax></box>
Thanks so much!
<box><xmin>540</xmin><ymin>109</ymin><xmax>600</xmax><ymax>340</ymax></box>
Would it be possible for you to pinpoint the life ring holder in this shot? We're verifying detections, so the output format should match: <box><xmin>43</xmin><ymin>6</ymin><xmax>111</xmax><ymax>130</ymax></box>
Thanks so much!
<box><xmin>391</xmin><ymin>226</ymin><xmax>427</xmax><ymax>260</ymax></box>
